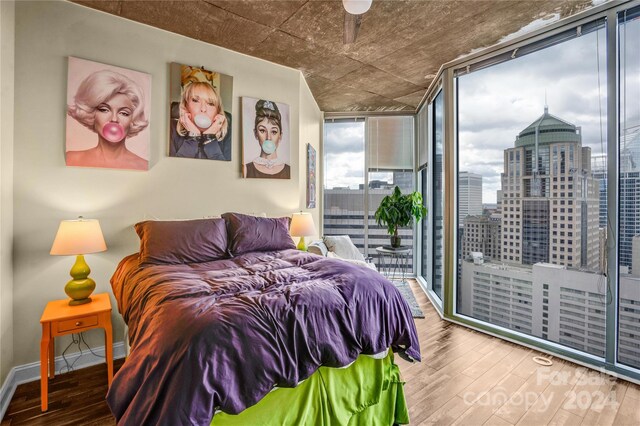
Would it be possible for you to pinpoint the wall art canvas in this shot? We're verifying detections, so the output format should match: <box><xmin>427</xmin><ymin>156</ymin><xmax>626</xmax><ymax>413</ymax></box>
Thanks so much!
<box><xmin>66</xmin><ymin>57</ymin><xmax>151</xmax><ymax>170</ymax></box>
<box><xmin>242</xmin><ymin>97</ymin><xmax>291</xmax><ymax>179</ymax></box>
<box><xmin>307</xmin><ymin>144</ymin><xmax>316</xmax><ymax>208</ymax></box>
<box><xmin>169</xmin><ymin>62</ymin><xmax>233</xmax><ymax>161</ymax></box>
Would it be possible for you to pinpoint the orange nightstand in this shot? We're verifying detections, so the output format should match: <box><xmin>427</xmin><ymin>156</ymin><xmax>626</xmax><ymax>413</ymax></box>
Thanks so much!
<box><xmin>39</xmin><ymin>292</ymin><xmax>113</xmax><ymax>411</ymax></box>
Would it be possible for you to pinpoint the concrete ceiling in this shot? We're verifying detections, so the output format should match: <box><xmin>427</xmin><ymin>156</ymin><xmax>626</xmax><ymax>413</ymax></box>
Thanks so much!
<box><xmin>74</xmin><ymin>0</ymin><xmax>597</xmax><ymax>112</ymax></box>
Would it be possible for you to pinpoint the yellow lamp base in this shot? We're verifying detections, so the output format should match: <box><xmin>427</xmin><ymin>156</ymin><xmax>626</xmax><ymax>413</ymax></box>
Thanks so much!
<box><xmin>297</xmin><ymin>236</ymin><xmax>308</xmax><ymax>251</ymax></box>
<box><xmin>64</xmin><ymin>255</ymin><xmax>96</xmax><ymax>306</ymax></box>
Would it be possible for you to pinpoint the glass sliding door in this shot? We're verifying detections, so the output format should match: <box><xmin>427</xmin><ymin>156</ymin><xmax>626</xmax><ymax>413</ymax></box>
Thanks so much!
<box><xmin>456</xmin><ymin>19</ymin><xmax>608</xmax><ymax>357</ymax></box>
<box><xmin>323</xmin><ymin>119</ymin><xmax>366</xmax><ymax>252</ymax></box>
<box><xmin>618</xmin><ymin>5</ymin><xmax>640</xmax><ymax>370</ymax></box>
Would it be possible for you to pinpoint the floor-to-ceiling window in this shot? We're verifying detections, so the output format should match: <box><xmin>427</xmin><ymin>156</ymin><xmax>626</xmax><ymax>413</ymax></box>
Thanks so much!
<box><xmin>418</xmin><ymin>101</ymin><xmax>433</xmax><ymax>298</ymax></box>
<box><xmin>417</xmin><ymin>90</ymin><xmax>443</xmax><ymax>303</ymax></box>
<box><xmin>367</xmin><ymin>117</ymin><xmax>415</xmax><ymax>273</ymax></box>
<box><xmin>323</xmin><ymin>1</ymin><xmax>640</xmax><ymax>383</ymax></box>
<box><xmin>456</xmin><ymin>18</ymin><xmax>609</xmax><ymax>357</ymax></box>
<box><xmin>618</xmin><ymin>5</ymin><xmax>640</xmax><ymax>370</ymax></box>
<box><xmin>323</xmin><ymin>116</ymin><xmax>415</xmax><ymax>276</ymax></box>
<box><xmin>432</xmin><ymin>91</ymin><xmax>444</xmax><ymax>300</ymax></box>
<box><xmin>323</xmin><ymin>119</ymin><xmax>366</xmax><ymax>252</ymax></box>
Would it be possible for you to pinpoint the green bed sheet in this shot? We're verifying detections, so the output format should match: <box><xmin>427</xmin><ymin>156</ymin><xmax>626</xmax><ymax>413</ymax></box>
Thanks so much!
<box><xmin>211</xmin><ymin>352</ymin><xmax>409</xmax><ymax>426</ymax></box>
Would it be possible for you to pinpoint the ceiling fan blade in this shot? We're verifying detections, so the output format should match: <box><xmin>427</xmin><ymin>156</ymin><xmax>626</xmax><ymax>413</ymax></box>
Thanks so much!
<box><xmin>344</xmin><ymin>12</ymin><xmax>362</xmax><ymax>44</ymax></box>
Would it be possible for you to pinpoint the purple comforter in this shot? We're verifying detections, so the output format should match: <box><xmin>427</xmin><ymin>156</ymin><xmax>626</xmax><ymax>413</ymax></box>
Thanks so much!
<box><xmin>107</xmin><ymin>249</ymin><xmax>420</xmax><ymax>425</ymax></box>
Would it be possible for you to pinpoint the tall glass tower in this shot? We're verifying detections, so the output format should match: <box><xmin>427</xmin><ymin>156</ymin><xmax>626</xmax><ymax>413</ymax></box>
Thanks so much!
<box><xmin>500</xmin><ymin>107</ymin><xmax>600</xmax><ymax>271</ymax></box>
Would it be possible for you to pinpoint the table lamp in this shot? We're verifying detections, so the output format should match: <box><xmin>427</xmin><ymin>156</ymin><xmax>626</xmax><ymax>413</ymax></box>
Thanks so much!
<box><xmin>290</xmin><ymin>212</ymin><xmax>316</xmax><ymax>251</ymax></box>
<box><xmin>50</xmin><ymin>217</ymin><xmax>107</xmax><ymax>306</ymax></box>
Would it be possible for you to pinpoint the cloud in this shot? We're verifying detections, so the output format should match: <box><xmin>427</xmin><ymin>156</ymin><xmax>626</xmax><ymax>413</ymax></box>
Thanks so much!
<box><xmin>324</xmin><ymin>151</ymin><xmax>365</xmax><ymax>189</ymax></box>
<box><xmin>458</xmin><ymin>27</ymin><xmax>612</xmax><ymax>203</ymax></box>
<box><xmin>344</xmin><ymin>169</ymin><xmax>364</xmax><ymax>178</ymax></box>
<box><xmin>324</xmin><ymin>122</ymin><xmax>364</xmax><ymax>155</ymax></box>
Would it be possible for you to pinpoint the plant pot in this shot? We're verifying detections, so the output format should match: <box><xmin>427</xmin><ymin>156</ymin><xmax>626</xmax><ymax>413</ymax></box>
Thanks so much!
<box><xmin>390</xmin><ymin>235</ymin><xmax>402</xmax><ymax>248</ymax></box>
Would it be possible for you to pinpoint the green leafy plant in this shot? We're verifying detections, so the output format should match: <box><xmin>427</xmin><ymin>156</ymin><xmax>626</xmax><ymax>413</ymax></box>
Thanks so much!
<box><xmin>374</xmin><ymin>186</ymin><xmax>427</xmax><ymax>247</ymax></box>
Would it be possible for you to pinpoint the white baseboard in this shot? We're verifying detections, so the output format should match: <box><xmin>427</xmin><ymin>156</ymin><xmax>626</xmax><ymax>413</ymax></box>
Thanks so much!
<box><xmin>0</xmin><ymin>341</ymin><xmax>126</xmax><ymax>421</ymax></box>
<box><xmin>0</xmin><ymin>368</ymin><xmax>16</xmax><ymax>423</ymax></box>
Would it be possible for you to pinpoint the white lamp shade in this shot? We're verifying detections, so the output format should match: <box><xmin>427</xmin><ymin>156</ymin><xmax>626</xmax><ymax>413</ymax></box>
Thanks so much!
<box><xmin>343</xmin><ymin>0</ymin><xmax>372</xmax><ymax>15</ymax></box>
<box><xmin>50</xmin><ymin>218</ymin><xmax>107</xmax><ymax>255</ymax></box>
<box><xmin>290</xmin><ymin>212</ymin><xmax>316</xmax><ymax>237</ymax></box>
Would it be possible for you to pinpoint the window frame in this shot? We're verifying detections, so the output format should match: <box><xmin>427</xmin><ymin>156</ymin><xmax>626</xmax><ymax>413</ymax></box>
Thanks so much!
<box><xmin>416</xmin><ymin>83</ymin><xmax>445</xmax><ymax>313</ymax></box>
<box><xmin>322</xmin><ymin>114</ymin><xmax>418</xmax><ymax>276</ymax></box>
<box><xmin>413</xmin><ymin>0</ymin><xmax>640</xmax><ymax>383</ymax></box>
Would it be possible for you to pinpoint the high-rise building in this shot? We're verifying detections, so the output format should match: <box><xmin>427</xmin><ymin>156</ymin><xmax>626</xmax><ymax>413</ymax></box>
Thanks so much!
<box><xmin>392</xmin><ymin>172</ymin><xmax>414</xmax><ymax>191</ymax></box>
<box><xmin>599</xmin><ymin>228</ymin><xmax>607</xmax><ymax>274</ymax></box>
<box><xmin>619</xmin><ymin>132</ymin><xmax>640</xmax><ymax>269</ymax></box>
<box><xmin>500</xmin><ymin>106</ymin><xmax>600</xmax><ymax>271</ymax></box>
<box><xmin>459</xmin><ymin>110</ymin><xmax>640</xmax><ymax>368</ymax></box>
<box><xmin>590</xmin><ymin>132</ymin><xmax>640</xmax><ymax>269</ymax></box>
<box><xmin>591</xmin><ymin>153</ymin><xmax>607</xmax><ymax>229</ymax></box>
<box><xmin>633</xmin><ymin>236</ymin><xmax>640</xmax><ymax>277</ymax></box>
<box><xmin>458</xmin><ymin>171</ymin><xmax>483</xmax><ymax>224</ymax></box>
<box><xmin>461</xmin><ymin>260</ymin><xmax>598</xmax><ymax>357</ymax></box>
<box><xmin>496</xmin><ymin>189</ymin><xmax>503</xmax><ymax>215</ymax></box>
<box><xmin>461</xmin><ymin>215</ymin><xmax>501</xmax><ymax>261</ymax></box>
<box><xmin>324</xmin><ymin>187</ymin><xmax>413</xmax><ymax>266</ymax></box>
<box><xmin>323</xmin><ymin>172</ymin><xmax>415</xmax><ymax>273</ymax></box>
<box><xmin>459</xmin><ymin>254</ymin><xmax>640</xmax><ymax>366</ymax></box>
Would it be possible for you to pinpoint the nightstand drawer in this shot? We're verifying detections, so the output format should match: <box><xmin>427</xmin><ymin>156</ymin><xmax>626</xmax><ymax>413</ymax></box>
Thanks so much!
<box><xmin>57</xmin><ymin>315</ymin><xmax>98</xmax><ymax>333</ymax></box>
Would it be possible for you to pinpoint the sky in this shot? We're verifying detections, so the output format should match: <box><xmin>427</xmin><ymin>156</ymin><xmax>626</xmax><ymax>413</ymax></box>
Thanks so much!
<box><xmin>323</xmin><ymin>121</ymin><xmax>366</xmax><ymax>189</ymax></box>
<box><xmin>459</xmin><ymin>16</ymin><xmax>639</xmax><ymax>203</ymax></box>
<box><xmin>458</xmin><ymin>26</ymin><xmax>610</xmax><ymax>203</ymax></box>
<box><xmin>325</xmin><ymin>13</ymin><xmax>640</xmax><ymax>202</ymax></box>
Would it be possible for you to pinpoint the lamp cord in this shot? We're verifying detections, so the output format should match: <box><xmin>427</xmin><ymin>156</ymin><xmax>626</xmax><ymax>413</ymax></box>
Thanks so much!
<box><xmin>58</xmin><ymin>332</ymin><xmax>105</xmax><ymax>375</ymax></box>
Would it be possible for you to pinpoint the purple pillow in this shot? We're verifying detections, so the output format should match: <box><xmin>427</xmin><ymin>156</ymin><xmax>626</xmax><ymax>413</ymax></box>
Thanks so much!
<box><xmin>134</xmin><ymin>218</ymin><xmax>228</xmax><ymax>265</ymax></box>
<box><xmin>222</xmin><ymin>212</ymin><xmax>296</xmax><ymax>255</ymax></box>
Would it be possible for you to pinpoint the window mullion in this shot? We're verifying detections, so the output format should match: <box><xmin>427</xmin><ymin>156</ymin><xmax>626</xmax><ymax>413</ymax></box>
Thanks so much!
<box><xmin>364</xmin><ymin>117</ymin><xmax>370</xmax><ymax>257</ymax></box>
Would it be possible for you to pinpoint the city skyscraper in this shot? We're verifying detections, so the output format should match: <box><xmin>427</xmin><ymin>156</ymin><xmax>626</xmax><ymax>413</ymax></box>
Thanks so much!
<box><xmin>500</xmin><ymin>106</ymin><xmax>600</xmax><ymax>271</ymax></box>
<box><xmin>589</xmin><ymin>131</ymin><xmax>640</xmax><ymax>270</ymax></box>
<box><xmin>457</xmin><ymin>108</ymin><xmax>640</xmax><ymax>366</ymax></box>
<box><xmin>458</xmin><ymin>171</ymin><xmax>483</xmax><ymax>225</ymax></box>
<box><xmin>619</xmin><ymin>132</ymin><xmax>640</xmax><ymax>271</ymax></box>
<box><xmin>591</xmin><ymin>153</ymin><xmax>607</xmax><ymax>229</ymax></box>
<box><xmin>459</xmin><ymin>236</ymin><xmax>640</xmax><ymax>365</ymax></box>
<box><xmin>323</xmin><ymin>172</ymin><xmax>415</xmax><ymax>273</ymax></box>
<box><xmin>461</xmin><ymin>215</ymin><xmax>501</xmax><ymax>261</ymax></box>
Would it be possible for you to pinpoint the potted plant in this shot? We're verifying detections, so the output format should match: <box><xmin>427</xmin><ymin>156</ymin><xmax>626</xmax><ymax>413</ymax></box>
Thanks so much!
<box><xmin>375</xmin><ymin>186</ymin><xmax>427</xmax><ymax>248</ymax></box>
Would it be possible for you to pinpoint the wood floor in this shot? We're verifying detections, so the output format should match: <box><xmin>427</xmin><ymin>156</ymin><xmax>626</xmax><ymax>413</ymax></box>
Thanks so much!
<box><xmin>3</xmin><ymin>281</ymin><xmax>640</xmax><ymax>425</ymax></box>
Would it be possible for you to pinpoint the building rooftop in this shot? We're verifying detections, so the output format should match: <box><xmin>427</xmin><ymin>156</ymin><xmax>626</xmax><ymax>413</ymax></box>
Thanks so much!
<box><xmin>515</xmin><ymin>106</ymin><xmax>581</xmax><ymax>147</ymax></box>
<box><xmin>535</xmin><ymin>262</ymin><xmax>567</xmax><ymax>269</ymax></box>
<box><xmin>465</xmin><ymin>258</ymin><xmax>605</xmax><ymax>276</ymax></box>
<box><xmin>464</xmin><ymin>258</ymin><xmax>534</xmax><ymax>275</ymax></box>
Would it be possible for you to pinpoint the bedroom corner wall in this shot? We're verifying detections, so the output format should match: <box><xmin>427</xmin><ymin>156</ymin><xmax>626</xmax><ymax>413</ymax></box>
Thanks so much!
<box><xmin>11</xmin><ymin>0</ymin><xmax>322</xmax><ymax>367</ymax></box>
<box><xmin>0</xmin><ymin>0</ymin><xmax>15</xmax><ymax>386</ymax></box>
<box><xmin>298</xmin><ymin>75</ymin><xmax>322</xmax><ymax>239</ymax></box>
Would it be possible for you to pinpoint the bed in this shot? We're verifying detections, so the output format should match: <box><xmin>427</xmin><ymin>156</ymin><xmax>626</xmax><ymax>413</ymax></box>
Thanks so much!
<box><xmin>106</xmin><ymin>214</ymin><xmax>421</xmax><ymax>425</ymax></box>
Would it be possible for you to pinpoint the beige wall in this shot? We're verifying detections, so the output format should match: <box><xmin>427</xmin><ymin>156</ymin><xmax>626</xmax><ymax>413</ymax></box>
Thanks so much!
<box><xmin>1</xmin><ymin>0</ymin><xmax>15</xmax><ymax>384</ymax></box>
<box><xmin>10</xmin><ymin>0</ymin><xmax>321</xmax><ymax>367</ymax></box>
<box><xmin>298</xmin><ymin>76</ymin><xmax>323</xmax><ymax>225</ymax></box>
